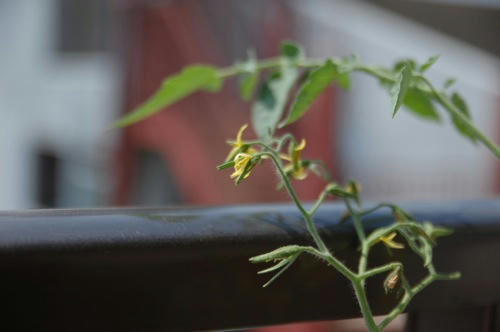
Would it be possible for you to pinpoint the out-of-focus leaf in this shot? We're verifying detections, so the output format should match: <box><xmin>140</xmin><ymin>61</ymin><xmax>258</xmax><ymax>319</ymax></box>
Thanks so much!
<box><xmin>280</xmin><ymin>60</ymin><xmax>345</xmax><ymax>127</ymax></box>
<box><xmin>444</xmin><ymin>78</ymin><xmax>456</xmax><ymax>89</ymax></box>
<box><xmin>280</xmin><ymin>41</ymin><xmax>303</xmax><ymax>60</ymax></box>
<box><xmin>391</xmin><ymin>64</ymin><xmax>412</xmax><ymax>118</ymax></box>
<box><xmin>450</xmin><ymin>92</ymin><xmax>477</xmax><ymax>142</ymax></box>
<box><xmin>112</xmin><ymin>65</ymin><xmax>222</xmax><ymax>128</ymax></box>
<box><xmin>238</xmin><ymin>50</ymin><xmax>259</xmax><ymax>101</ymax></box>
<box><xmin>394</xmin><ymin>59</ymin><xmax>417</xmax><ymax>72</ymax></box>
<box><xmin>403</xmin><ymin>88</ymin><xmax>440</xmax><ymax>122</ymax></box>
<box><xmin>240</xmin><ymin>72</ymin><xmax>259</xmax><ymax>101</ymax></box>
<box><xmin>251</xmin><ymin>67</ymin><xmax>298</xmax><ymax>139</ymax></box>
<box><xmin>419</xmin><ymin>55</ymin><xmax>440</xmax><ymax>72</ymax></box>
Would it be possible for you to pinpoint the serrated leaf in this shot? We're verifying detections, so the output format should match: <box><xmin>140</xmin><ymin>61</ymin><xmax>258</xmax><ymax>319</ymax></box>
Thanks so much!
<box><xmin>112</xmin><ymin>65</ymin><xmax>222</xmax><ymax>128</ymax></box>
<box><xmin>280</xmin><ymin>41</ymin><xmax>303</xmax><ymax>60</ymax></box>
<box><xmin>419</xmin><ymin>55</ymin><xmax>440</xmax><ymax>72</ymax></box>
<box><xmin>450</xmin><ymin>92</ymin><xmax>477</xmax><ymax>142</ymax></box>
<box><xmin>280</xmin><ymin>60</ymin><xmax>342</xmax><ymax>127</ymax></box>
<box><xmin>403</xmin><ymin>88</ymin><xmax>440</xmax><ymax>122</ymax></box>
<box><xmin>251</xmin><ymin>66</ymin><xmax>298</xmax><ymax>139</ymax></box>
<box><xmin>391</xmin><ymin>64</ymin><xmax>412</xmax><ymax>118</ymax></box>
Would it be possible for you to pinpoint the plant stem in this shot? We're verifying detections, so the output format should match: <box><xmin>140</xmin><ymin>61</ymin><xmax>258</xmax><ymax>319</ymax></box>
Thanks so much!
<box><xmin>344</xmin><ymin>199</ymin><xmax>366</xmax><ymax>242</ymax></box>
<box><xmin>352</xmin><ymin>279</ymin><xmax>379</xmax><ymax>332</ymax></box>
<box><xmin>360</xmin><ymin>262</ymin><xmax>402</xmax><ymax>279</ymax></box>
<box><xmin>419</xmin><ymin>75</ymin><xmax>500</xmax><ymax>158</ymax></box>
<box><xmin>263</xmin><ymin>152</ymin><xmax>329</xmax><ymax>254</ymax></box>
<box><xmin>308</xmin><ymin>187</ymin><xmax>329</xmax><ymax>216</ymax></box>
<box><xmin>218</xmin><ymin>57</ymin><xmax>283</xmax><ymax>78</ymax></box>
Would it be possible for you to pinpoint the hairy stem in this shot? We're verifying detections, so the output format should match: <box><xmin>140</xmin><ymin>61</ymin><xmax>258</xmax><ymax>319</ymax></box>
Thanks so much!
<box><xmin>353</xmin><ymin>280</ymin><xmax>379</xmax><ymax>332</ymax></box>
<box><xmin>263</xmin><ymin>152</ymin><xmax>329</xmax><ymax>254</ymax></box>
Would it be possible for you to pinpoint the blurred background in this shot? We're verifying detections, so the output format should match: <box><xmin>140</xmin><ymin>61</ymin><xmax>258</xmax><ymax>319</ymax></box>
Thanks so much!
<box><xmin>1</xmin><ymin>0</ymin><xmax>499</xmax><ymax>211</ymax></box>
<box><xmin>0</xmin><ymin>0</ymin><xmax>499</xmax><ymax>330</ymax></box>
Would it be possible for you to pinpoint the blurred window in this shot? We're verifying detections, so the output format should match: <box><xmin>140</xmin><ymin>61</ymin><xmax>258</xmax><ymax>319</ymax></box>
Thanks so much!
<box><xmin>56</xmin><ymin>0</ymin><xmax>112</xmax><ymax>53</ymax></box>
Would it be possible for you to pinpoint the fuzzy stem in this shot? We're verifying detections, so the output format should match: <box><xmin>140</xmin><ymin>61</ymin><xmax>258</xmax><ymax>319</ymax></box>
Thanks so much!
<box><xmin>263</xmin><ymin>152</ymin><xmax>329</xmax><ymax>254</ymax></box>
<box><xmin>352</xmin><ymin>280</ymin><xmax>379</xmax><ymax>332</ymax></box>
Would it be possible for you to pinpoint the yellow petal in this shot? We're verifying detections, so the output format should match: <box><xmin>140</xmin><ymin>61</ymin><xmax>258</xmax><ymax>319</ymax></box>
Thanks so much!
<box><xmin>226</xmin><ymin>124</ymin><xmax>249</xmax><ymax>161</ymax></box>
<box><xmin>230</xmin><ymin>153</ymin><xmax>251</xmax><ymax>179</ymax></box>
<box><xmin>280</xmin><ymin>153</ymin><xmax>292</xmax><ymax>161</ymax></box>
<box><xmin>225</xmin><ymin>146</ymin><xmax>240</xmax><ymax>162</ymax></box>
<box><xmin>379</xmin><ymin>232</ymin><xmax>405</xmax><ymax>249</ymax></box>
<box><xmin>235</xmin><ymin>124</ymin><xmax>248</xmax><ymax>146</ymax></box>
<box><xmin>292</xmin><ymin>139</ymin><xmax>306</xmax><ymax>164</ymax></box>
<box><xmin>292</xmin><ymin>167</ymin><xmax>308</xmax><ymax>180</ymax></box>
<box><xmin>294</xmin><ymin>138</ymin><xmax>306</xmax><ymax>152</ymax></box>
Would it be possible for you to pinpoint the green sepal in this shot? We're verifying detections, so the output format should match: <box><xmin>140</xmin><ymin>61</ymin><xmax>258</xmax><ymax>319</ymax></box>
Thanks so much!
<box><xmin>216</xmin><ymin>160</ymin><xmax>235</xmax><ymax>170</ymax></box>
<box><xmin>249</xmin><ymin>245</ymin><xmax>307</xmax><ymax>263</ymax></box>
<box><xmin>257</xmin><ymin>258</ymin><xmax>290</xmax><ymax>274</ymax></box>
<box><xmin>423</xmin><ymin>222</ymin><xmax>454</xmax><ymax>240</ymax></box>
<box><xmin>262</xmin><ymin>254</ymin><xmax>299</xmax><ymax>288</ymax></box>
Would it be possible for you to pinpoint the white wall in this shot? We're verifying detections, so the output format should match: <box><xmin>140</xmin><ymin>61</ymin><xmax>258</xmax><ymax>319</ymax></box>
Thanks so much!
<box><xmin>0</xmin><ymin>0</ymin><xmax>121</xmax><ymax>208</ymax></box>
<box><xmin>293</xmin><ymin>0</ymin><xmax>500</xmax><ymax>200</ymax></box>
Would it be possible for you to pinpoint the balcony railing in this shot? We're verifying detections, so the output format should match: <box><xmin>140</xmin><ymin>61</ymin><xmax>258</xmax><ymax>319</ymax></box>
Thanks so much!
<box><xmin>0</xmin><ymin>200</ymin><xmax>499</xmax><ymax>331</ymax></box>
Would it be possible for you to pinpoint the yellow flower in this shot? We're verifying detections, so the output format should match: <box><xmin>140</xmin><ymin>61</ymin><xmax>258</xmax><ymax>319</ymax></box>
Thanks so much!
<box><xmin>378</xmin><ymin>232</ymin><xmax>405</xmax><ymax>249</ymax></box>
<box><xmin>282</xmin><ymin>139</ymin><xmax>308</xmax><ymax>180</ymax></box>
<box><xmin>226</xmin><ymin>124</ymin><xmax>255</xmax><ymax>162</ymax></box>
<box><xmin>230</xmin><ymin>153</ymin><xmax>254</xmax><ymax>179</ymax></box>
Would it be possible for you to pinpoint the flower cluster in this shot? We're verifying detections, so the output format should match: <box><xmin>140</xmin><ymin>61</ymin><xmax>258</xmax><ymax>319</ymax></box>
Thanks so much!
<box><xmin>223</xmin><ymin>124</ymin><xmax>311</xmax><ymax>185</ymax></box>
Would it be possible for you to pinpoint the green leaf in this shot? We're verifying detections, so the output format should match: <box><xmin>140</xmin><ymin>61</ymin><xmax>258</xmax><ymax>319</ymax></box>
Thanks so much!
<box><xmin>280</xmin><ymin>41</ymin><xmax>303</xmax><ymax>60</ymax></box>
<box><xmin>403</xmin><ymin>88</ymin><xmax>440</xmax><ymax>122</ymax></box>
<box><xmin>112</xmin><ymin>65</ymin><xmax>222</xmax><ymax>128</ymax></box>
<box><xmin>240</xmin><ymin>72</ymin><xmax>259</xmax><ymax>101</ymax></box>
<box><xmin>419</xmin><ymin>55</ymin><xmax>440</xmax><ymax>72</ymax></box>
<box><xmin>251</xmin><ymin>66</ymin><xmax>298</xmax><ymax>139</ymax></box>
<box><xmin>450</xmin><ymin>92</ymin><xmax>477</xmax><ymax>142</ymax></box>
<box><xmin>444</xmin><ymin>78</ymin><xmax>456</xmax><ymax>89</ymax></box>
<box><xmin>280</xmin><ymin>60</ymin><xmax>341</xmax><ymax>127</ymax></box>
<box><xmin>394</xmin><ymin>59</ymin><xmax>417</xmax><ymax>72</ymax></box>
<box><xmin>391</xmin><ymin>64</ymin><xmax>412</xmax><ymax>118</ymax></box>
<box><xmin>238</xmin><ymin>50</ymin><xmax>259</xmax><ymax>101</ymax></box>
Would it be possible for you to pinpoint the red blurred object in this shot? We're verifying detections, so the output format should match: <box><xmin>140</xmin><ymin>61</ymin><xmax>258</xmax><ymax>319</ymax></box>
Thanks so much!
<box><xmin>113</xmin><ymin>3</ymin><xmax>339</xmax><ymax>331</ymax></box>
<box><xmin>114</xmin><ymin>2</ymin><xmax>338</xmax><ymax>206</ymax></box>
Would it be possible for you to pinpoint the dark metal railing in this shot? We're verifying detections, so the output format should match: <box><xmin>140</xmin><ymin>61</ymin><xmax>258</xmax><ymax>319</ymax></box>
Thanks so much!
<box><xmin>0</xmin><ymin>200</ymin><xmax>499</xmax><ymax>331</ymax></box>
